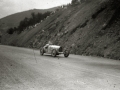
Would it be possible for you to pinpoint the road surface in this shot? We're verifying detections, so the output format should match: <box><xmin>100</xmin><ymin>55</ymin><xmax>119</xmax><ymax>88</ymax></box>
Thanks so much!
<box><xmin>0</xmin><ymin>45</ymin><xmax>120</xmax><ymax>90</ymax></box>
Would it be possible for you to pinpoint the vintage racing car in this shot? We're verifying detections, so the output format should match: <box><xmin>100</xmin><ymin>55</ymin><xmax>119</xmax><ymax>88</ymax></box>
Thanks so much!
<box><xmin>40</xmin><ymin>44</ymin><xmax>69</xmax><ymax>57</ymax></box>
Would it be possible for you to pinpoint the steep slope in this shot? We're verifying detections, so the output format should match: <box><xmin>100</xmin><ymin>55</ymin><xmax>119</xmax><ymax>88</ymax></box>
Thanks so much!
<box><xmin>1</xmin><ymin>0</ymin><xmax>120</xmax><ymax>60</ymax></box>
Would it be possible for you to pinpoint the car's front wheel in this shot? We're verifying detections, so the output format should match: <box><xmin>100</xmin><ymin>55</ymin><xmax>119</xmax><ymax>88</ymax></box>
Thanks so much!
<box><xmin>40</xmin><ymin>48</ymin><xmax>44</xmax><ymax>55</ymax></box>
<box><xmin>51</xmin><ymin>49</ymin><xmax>57</xmax><ymax>57</ymax></box>
<box><xmin>64</xmin><ymin>50</ymin><xmax>69</xmax><ymax>57</ymax></box>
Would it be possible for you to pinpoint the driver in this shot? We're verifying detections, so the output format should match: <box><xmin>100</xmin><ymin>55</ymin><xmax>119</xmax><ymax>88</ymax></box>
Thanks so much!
<box><xmin>48</xmin><ymin>41</ymin><xmax>52</xmax><ymax>45</ymax></box>
<box><xmin>44</xmin><ymin>41</ymin><xmax>52</xmax><ymax>51</ymax></box>
<box><xmin>45</xmin><ymin>44</ymin><xmax>49</xmax><ymax>48</ymax></box>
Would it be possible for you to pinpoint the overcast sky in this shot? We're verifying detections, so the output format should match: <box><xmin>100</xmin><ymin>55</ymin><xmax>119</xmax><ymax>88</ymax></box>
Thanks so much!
<box><xmin>0</xmin><ymin>0</ymin><xmax>71</xmax><ymax>19</ymax></box>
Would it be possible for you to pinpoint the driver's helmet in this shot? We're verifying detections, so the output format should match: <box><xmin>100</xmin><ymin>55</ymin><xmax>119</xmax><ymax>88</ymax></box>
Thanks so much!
<box><xmin>48</xmin><ymin>41</ymin><xmax>52</xmax><ymax>45</ymax></box>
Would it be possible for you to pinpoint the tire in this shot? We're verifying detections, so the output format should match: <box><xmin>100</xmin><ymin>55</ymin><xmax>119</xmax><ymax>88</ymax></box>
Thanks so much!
<box><xmin>51</xmin><ymin>49</ymin><xmax>57</xmax><ymax>57</ymax></box>
<box><xmin>64</xmin><ymin>50</ymin><xmax>69</xmax><ymax>57</ymax></box>
<box><xmin>40</xmin><ymin>48</ymin><xmax>44</xmax><ymax>55</ymax></box>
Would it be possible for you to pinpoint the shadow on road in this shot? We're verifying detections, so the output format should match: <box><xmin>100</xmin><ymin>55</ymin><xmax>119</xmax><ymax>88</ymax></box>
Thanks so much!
<box><xmin>41</xmin><ymin>54</ymin><xmax>67</xmax><ymax>59</ymax></box>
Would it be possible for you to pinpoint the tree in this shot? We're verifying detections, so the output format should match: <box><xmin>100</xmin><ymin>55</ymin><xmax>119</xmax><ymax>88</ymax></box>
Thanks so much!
<box><xmin>71</xmin><ymin>0</ymin><xmax>81</xmax><ymax>5</ymax></box>
<box><xmin>31</xmin><ymin>12</ymin><xmax>35</xmax><ymax>19</ymax></box>
<box><xmin>13</xmin><ymin>11</ymin><xmax>52</xmax><ymax>34</ymax></box>
<box><xmin>7</xmin><ymin>28</ymin><xmax>14</xmax><ymax>34</ymax></box>
<box><xmin>23</xmin><ymin>17</ymin><xmax>29</xmax><ymax>27</ymax></box>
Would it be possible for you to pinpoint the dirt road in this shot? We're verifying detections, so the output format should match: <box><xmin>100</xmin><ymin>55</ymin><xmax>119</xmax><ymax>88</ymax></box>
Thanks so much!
<box><xmin>0</xmin><ymin>45</ymin><xmax>120</xmax><ymax>90</ymax></box>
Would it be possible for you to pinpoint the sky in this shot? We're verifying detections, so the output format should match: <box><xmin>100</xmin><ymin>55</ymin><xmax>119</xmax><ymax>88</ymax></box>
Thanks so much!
<box><xmin>0</xmin><ymin>0</ymin><xmax>72</xmax><ymax>19</ymax></box>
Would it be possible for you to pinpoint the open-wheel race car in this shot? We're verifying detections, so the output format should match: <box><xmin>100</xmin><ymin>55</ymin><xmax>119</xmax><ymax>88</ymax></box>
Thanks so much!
<box><xmin>40</xmin><ymin>44</ymin><xmax>69</xmax><ymax>57</ymax></box>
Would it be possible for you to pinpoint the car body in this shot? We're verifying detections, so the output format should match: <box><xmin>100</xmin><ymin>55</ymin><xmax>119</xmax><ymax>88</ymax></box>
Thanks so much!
<box><xmin>40</xmin><ymin>44</ymin><xmax>69</xmax><ymax>57</ymax></box>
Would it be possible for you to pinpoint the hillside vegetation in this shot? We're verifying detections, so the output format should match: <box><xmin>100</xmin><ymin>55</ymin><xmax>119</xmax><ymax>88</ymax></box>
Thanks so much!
<box><xmin>1</xmin><ymin>0</ymin><xmax>120</xmax><ymax>60</ymax></box>
<box><xmin>0</xmin><ymin>7</ymin><xmax>60</xmax><ymax>33</ymax></box>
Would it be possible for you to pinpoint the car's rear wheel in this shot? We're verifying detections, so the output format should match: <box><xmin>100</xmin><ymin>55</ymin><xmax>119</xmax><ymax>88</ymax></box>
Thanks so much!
<box><xmin>64</xmin><ymin>50</ymin><xmax>69</xmax><ymax>57</ymax></box>
<box><xmin>51</xmin><ymin>49</ymin><xmax>57</xmax><ymax>57</ymax></box>
<box><xmin>40</xmin><ymin>48</ymin><xmax>44</xmax><ymax>55</ymax></box>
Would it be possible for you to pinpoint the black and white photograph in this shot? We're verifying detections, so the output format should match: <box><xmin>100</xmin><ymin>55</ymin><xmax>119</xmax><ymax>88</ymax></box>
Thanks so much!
<box><xmin>0</xmin><ymin>0</ymin><xmax>120</xmax><ymax>90</ymax></box>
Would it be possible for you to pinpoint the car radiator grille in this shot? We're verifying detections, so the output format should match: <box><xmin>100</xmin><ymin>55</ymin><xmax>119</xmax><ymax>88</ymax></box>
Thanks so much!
<box><xmin>59</xmin><ymin>47</ymin><xmax>63</xmax><ymax>52</ymax></box>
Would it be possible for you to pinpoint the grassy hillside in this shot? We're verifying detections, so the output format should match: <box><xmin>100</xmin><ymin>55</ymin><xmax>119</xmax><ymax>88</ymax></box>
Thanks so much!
<box><xmin>1</xmin><ymin>0</ymin><xmax>120</xmax><ymax>60</ymax></box>
<box><xmin>0</xmin><ymin>7</ymin><xmax>60</xmax><ymax>33</ymax></box>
